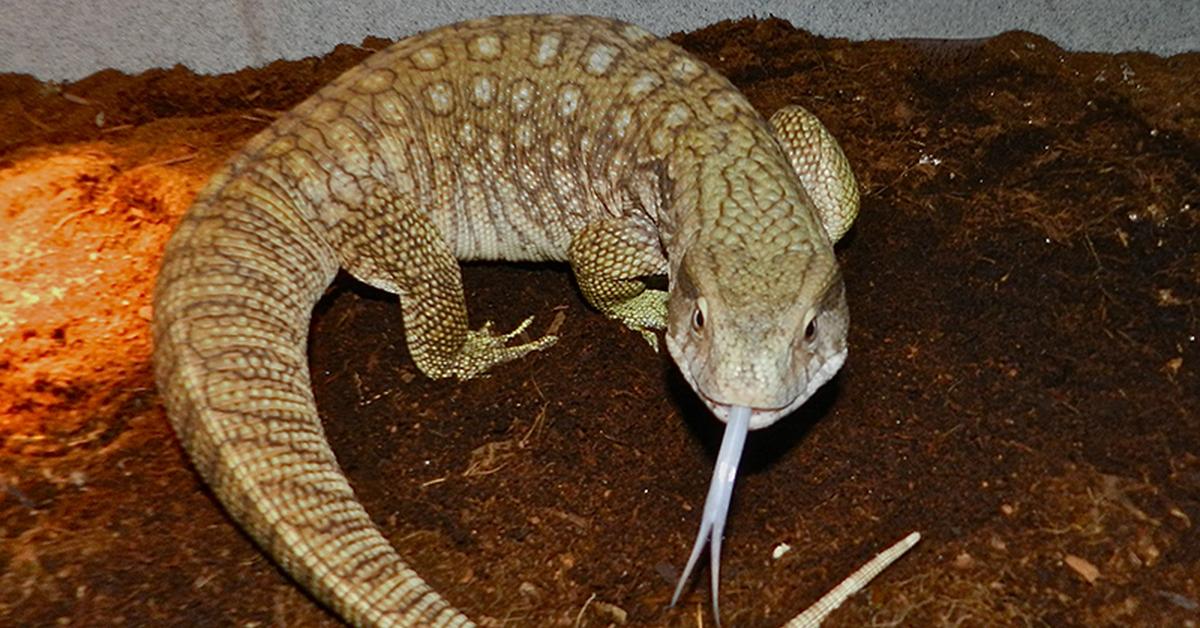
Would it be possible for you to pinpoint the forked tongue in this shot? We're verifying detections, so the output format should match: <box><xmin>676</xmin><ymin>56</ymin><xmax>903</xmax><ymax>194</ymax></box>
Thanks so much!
<box><xmin>670</xmin><ymin>405</ymin><xmax>752</xmax><ymax>624</ymax></box>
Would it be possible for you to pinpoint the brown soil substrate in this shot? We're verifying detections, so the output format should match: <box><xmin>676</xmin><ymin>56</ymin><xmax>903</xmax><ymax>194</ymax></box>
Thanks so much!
<box><xmin>1</xmin><ymin>17</ymin><xmax>1198</xmax><ymax>628</ymax></box>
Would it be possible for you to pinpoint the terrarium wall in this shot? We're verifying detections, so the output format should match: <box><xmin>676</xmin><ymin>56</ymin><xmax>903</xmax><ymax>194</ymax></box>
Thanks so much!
<box><xmin>1</xmin><ymin>0</ymin><xmax>1195</xmax><ymax>81</ymax></box>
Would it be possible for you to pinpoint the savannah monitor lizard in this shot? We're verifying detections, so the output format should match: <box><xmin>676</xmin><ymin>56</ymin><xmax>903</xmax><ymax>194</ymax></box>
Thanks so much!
<box><xmin>152</xmin><ymin>13</ymin><xmax>893</xmax><ymax>627</ymax></box>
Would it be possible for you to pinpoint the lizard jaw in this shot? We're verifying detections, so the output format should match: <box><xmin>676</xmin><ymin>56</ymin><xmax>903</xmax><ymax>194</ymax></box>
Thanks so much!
<box><xmin>699</xmin><ymin>347</ymin><xmax>849</xmax><ymax>430</ymax></box>
<box><xmin>705</xmin><ymin>401</ymin><xmax>789</xmax><ymax>430</ymax></box>
<box><xmin>670</xmin><ymin>405</ymin><xmax>752</xmax><ymax>626</ymax></box>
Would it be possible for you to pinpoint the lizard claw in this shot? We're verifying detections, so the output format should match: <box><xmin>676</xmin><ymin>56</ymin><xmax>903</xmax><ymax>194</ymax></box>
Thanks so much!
<box><xmin>451</xmin><ymin>316</ymin><xmax>556</xmax><ymax>380</ymax></box>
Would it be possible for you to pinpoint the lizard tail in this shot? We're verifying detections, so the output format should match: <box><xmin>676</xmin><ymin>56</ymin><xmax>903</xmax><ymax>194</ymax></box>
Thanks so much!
<box><xmin>152</xmin><ymin>174</ymin><xmax>474</xmax><ymax>627</ymax></box>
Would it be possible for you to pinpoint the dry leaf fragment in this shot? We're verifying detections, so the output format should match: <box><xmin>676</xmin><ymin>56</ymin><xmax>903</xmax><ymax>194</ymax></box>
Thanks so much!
<box><xmin>1065</xmin><ymin>554</ymin><xmax>1100</xmax><ymax>583</ymax></box>
<box><xmin>593</xmin><ymin>601</ymin><xmax>628</xmax><ymax>624</ymax></box>
<box><xmin>1162</xmin><ymin>357</ymin><xmax>1182</xmax><ymax>378</ymax></box>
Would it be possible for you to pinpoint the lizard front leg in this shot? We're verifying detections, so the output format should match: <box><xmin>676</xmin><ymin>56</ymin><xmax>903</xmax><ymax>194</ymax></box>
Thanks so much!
<box><xmin>569</xmin><ymin>216</ymin><xmax>668</xmax><ymax>349</ymax></box>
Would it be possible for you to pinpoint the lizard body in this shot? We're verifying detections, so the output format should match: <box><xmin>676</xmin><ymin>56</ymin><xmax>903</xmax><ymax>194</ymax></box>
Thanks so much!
<box><xmin>153</xmin><ymin>14</ymin><xmax>862</xmax><ymax>626</ymax></box>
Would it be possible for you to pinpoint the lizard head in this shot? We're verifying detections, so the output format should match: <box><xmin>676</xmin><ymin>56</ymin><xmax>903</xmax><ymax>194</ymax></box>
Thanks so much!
<box><xmin>664</xmin><ymin>242</ymin><xmax>849</xmax><ymax>431</ymax></box>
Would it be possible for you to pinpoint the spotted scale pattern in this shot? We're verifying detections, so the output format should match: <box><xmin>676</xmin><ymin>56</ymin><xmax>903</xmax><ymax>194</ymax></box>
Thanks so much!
<box><xmin>153</xmin><ymin>13</ymin><xmax>860</xmax><ymax>627</ymax></box>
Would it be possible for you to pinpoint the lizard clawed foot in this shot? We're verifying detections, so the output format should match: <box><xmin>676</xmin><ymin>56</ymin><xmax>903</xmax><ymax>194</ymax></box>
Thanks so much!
<box><xmin>451</xmin><ymin>316</ymin><xmax>557</xmax><ymax>380</ymax></box>
<box><xmin>608</xmin><ymin>289</ymin><xmax>667</xmax><ymax>351</ymax></box>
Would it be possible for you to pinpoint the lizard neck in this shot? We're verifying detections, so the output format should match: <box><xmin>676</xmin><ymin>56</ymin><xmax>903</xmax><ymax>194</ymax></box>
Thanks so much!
<box><xmin>660</xmin><ymin>119</ymin><xmax>834</xmax><ymax>284</ymax></box>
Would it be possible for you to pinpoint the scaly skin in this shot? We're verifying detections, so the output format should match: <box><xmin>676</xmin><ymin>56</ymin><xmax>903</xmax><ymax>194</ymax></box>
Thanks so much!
<box><xmin>153</xmin><ymin>14</ymin><xmax>863</xmax><ymax>626</ymax></box>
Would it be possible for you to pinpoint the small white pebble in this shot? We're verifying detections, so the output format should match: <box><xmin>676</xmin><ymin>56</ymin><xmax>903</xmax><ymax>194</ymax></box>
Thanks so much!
<box><xmin>772</xmin><ymin>543</ymin><xmax>792</xmax><ymax>560</ymax></box>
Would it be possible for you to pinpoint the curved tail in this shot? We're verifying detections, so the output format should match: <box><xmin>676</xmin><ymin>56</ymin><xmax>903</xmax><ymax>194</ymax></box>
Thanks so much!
<box><xmin>152</xmin><ymin>164</ymin><xmax>474</xmax><ymax>627</ymax></box>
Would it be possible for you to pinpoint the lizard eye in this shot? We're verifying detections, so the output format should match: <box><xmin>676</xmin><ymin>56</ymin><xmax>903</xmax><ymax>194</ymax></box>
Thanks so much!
<box><xmin>691</xmin><ymin>298</ymin><xmax>707</xmax><ymax>333</ymax></box>
<box><xmin>804</xmin><ymin>317</ymin><xmax>817</xmax><ymax>342</ymax></box>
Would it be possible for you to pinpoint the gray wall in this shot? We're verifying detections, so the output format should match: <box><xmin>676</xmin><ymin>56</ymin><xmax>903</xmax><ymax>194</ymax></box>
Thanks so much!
<box><xmin>3</xmin><ymin>0</ymin><xmax>1197</xmax><ymax>82</ymax></box>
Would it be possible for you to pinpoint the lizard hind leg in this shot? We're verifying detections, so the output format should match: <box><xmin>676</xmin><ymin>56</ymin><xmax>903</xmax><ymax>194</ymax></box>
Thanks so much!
<box><xmin>568</xmin><ymin>216</ymin><xmax>669</xmax><ymax>349</ymax></box>
<box><xmin>337</xmin><ymin>192</ymin><xmax>556</xmax><ymax>381</ymax></box>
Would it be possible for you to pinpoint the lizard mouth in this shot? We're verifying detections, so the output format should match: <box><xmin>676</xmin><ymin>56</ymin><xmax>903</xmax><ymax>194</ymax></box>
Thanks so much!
<box><xmin>703</xmin><ymin>400</ymin><xmax>791</xmax><ymax>430</ymax></box>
